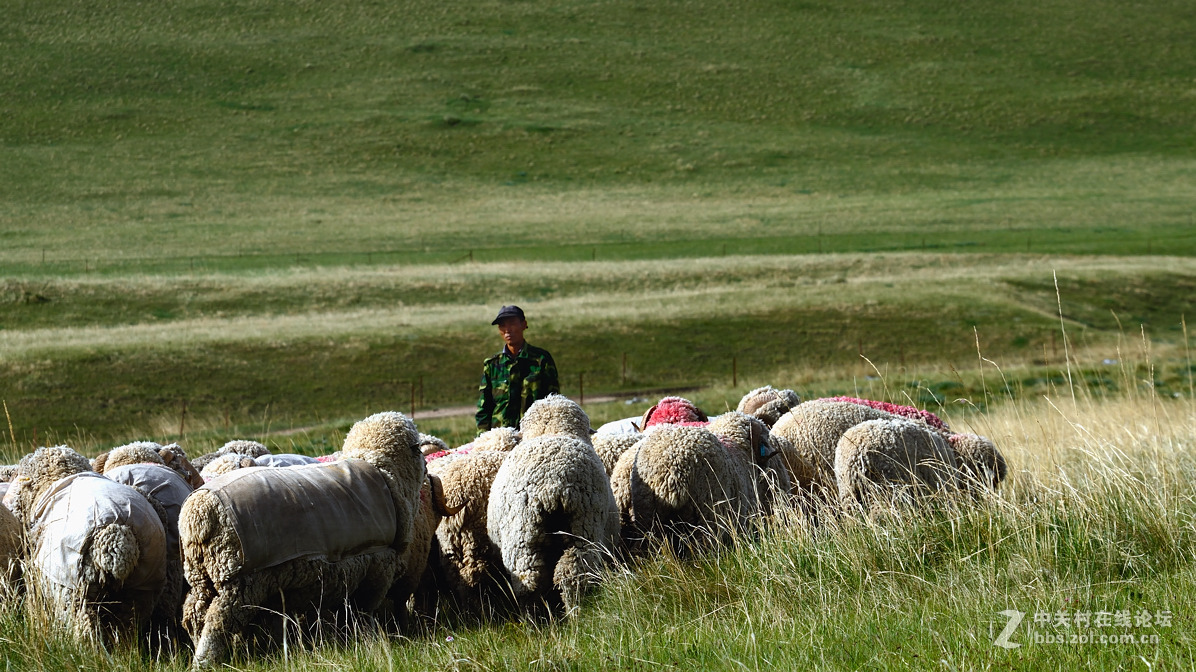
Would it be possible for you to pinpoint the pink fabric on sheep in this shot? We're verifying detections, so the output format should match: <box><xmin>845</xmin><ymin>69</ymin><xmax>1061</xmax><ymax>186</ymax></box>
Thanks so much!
<box><xmin>824</xmin><ymin>396</ymin><xmax>949</xmax><ymax>431</ymax></box>
<box><xmin>642</xmin><ymin>396</ymin><xmax>707</xmax><ymax>428</ymax></box>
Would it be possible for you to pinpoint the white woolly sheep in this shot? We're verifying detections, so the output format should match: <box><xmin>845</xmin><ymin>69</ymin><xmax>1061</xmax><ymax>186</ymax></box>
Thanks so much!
<box><xmin>7</xmin><ymin>445</ymin><xmax>170</xmax><ymax>643</ymax></box>
<box><xmin>736</xmin><ymin>386</ymin><xmax>802</xmax><ymax>427</ymax></box>
<box><xmin>706</xmin><ymin>412</ymin><xmax>792</xmax><ymax>515</ymax></box>
<box><xmin>180</xmin><ymin>412</ymin><xmax>425</xmax><ymax>667</ymax></box>
<box><xmin>770</xmin><ymin>400</ymin><xmax>898</xmax><ymax>501</ymax></box>
<box><xmin>834</xmin><ymin>418</ymin><xmax>959</xmax><ymax>514</ymax></box>
<box><xmin>426</xmin><ymin>443</ymin><xmax>515</xmax><ymax>615</ymax></box>
<box><xmin>610</xmin><ymin>424</ymin><xmax>754</xmax><ymax>554</ymax></box>
<box><xmin>486</xmin><ymin>396</ymin><xmax>618</xmax><ymax>613</ymax></box>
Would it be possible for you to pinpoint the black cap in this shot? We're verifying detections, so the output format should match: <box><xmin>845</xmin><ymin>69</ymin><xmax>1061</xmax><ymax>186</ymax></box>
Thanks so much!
<box><xmin>491</xmin><ymin>305</ymin><xmax>526</xmax><ymax>325</ymax></box>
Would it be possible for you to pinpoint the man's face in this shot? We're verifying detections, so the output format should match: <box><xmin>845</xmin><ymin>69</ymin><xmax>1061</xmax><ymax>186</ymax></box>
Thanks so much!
<box><xmin>496</xmin><ymin>317</ymin><xmax>528</xmax><ymax>350</ymax></box>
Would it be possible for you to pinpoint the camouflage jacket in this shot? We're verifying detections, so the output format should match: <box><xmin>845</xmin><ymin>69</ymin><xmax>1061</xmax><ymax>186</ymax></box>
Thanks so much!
<box><xmin>476</xmin><ymin>343</ymin><xmax>560</xmax><ymax>432</ymax></box>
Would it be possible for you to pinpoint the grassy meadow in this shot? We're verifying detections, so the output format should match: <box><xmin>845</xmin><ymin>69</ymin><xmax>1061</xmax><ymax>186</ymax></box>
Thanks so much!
<box><xmin>3</xmin><ymin>0</ymin><xmax>1196</xmax><ymax>667</ymax></box>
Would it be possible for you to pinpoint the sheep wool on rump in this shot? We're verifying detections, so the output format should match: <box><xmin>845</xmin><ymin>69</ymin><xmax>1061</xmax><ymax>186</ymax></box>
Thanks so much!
<box><xmin>488</xmin><ymin>433</ymin><xmax>619</xmax><ymax>613</ymax></box>
<box><xmin>610</xmin><ymin>424</ymin><xmax>754</xmax><ymax>554</ymax></box>
<box><xmin>825</xmin><ymin>396</ymin><xmax>950</xmax><ymax>432</ymax></box>
<box><xmin>834</xmin><ymin>417</ymin><xmax>959</xmax><ymax>513</ymax></box>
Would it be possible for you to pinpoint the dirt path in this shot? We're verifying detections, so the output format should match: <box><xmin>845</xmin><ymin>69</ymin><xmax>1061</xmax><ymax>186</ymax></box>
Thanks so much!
<box><xmin>266</xmin><ymin>394</ymin><xmax>631</xmax><ymax>436</ymax></box>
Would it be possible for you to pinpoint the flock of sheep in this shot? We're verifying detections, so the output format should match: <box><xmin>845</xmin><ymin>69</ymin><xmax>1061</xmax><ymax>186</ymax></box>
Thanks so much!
<box><xmin>0</xmin><ymin>386</ymin><xmax>1006</xmax><ymax>667</ymax></box>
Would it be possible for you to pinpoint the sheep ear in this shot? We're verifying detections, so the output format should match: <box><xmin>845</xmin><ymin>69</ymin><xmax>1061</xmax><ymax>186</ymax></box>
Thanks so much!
<box><xmin>695</xmin><ymin>408</ymin><xmax>709</xmax><ymax>423</ymax></box>
<box><xmin>91</xmin><ymin>452</ymin><xmax>108</xmax><ymax>474</ymax></box>
<box><xmin>428</xmin><ymin>474</ymin><xmax>462</xmax><ymax>517</ymax></box>
<box><xmin>640</xmin><ymin>403</ymin><xmax>659</xmax><ymax>429</ymax></box>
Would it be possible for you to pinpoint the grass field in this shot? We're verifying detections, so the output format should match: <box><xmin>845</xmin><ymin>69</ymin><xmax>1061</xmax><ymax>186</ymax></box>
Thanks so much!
<box><xmin>2</xmin><ymin>0</ymin><xmax>1196</xmax><ymax>667</ymax></box>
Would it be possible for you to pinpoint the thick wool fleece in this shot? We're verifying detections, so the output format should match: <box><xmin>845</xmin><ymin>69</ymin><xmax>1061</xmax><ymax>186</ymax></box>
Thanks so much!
<box><xmin>519</xmin><ymin>394</ymin><xmax>592</xmax><ymax>443</ymax></box>
<box><xmin>610</xmin><ymin>425</ymin><xmax>753</xmax><ymax>553</ymax></box>
<box><xmin>769</xmin><ymin>400</ymin><xmax>897</xmax><ymax>500</ymax></box>
<box><xmin>706</xmin><ymin>412</ymin><xmax>792</xmax><ymax>514</ymax></box>
<box><xmin>834</xmin><ymin>418</ymin><xmax>958</xmax><ymax>512</ymax></box>
<box><xmin>428</xmin><ymin>450</ymin><xmax>509</xmax><ymax>611</ymax></box>
<box><xmin>948</xmin><ymin>433</ymin><xmax>1007</xmax><ymax>493</ymax></box>
<box><xmin>487</xmin><ymin>435</ymin><xmax>618</xmax><ymax>611</ymax></box>
<box><xmin>592</xmin><ymin>432</ymin><xmax>643</xmax><ymax>477</ymax></box>
<box><xmin>736</xmin><ymin>386</ymin><xmax>802</xmax><ymax>427</ymax></box>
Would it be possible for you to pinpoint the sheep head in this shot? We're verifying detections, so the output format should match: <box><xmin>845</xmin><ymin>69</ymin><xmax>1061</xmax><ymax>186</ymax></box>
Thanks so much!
<box><xmin>949</xmin><ymin>433</ymin><xmax>1007</xmax><ymax>492</ymax></box>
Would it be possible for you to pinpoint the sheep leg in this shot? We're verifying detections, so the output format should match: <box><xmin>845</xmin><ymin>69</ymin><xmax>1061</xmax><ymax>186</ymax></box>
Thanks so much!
<box><xmin>192</xmin><ymin>587</ymin><xmax>250</xmax><ymax>668</ymax></box>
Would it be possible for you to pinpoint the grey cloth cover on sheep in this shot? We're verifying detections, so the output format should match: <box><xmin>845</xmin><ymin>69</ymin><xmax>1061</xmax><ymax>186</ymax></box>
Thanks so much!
<box><xmin>31</xmin><ymin>471</ymin><xmax>167</xmax><ymax>591</ymax></box>
<box><xmin>201</xmin><ymin>459</ymin><xmax>397</xmax><ymax>571</ymax></box>
<box><xmin>255</xmin><ymin>453</ymin><xmax>319</xmax><ymax>468</ymax></box>
<box><xmin>0</xmin><ymin>482</ymin><xmax>9</xmax><ymax>506</ymax></box>
<box><xmin>595</xmin><ymin>416</ymin><xmax>642</xmax><ymax>436</ymax></box>
<box><xmin>105</xmin><ymin>463</ymin><xmax>194</xmax><ymax>548</ymax></box>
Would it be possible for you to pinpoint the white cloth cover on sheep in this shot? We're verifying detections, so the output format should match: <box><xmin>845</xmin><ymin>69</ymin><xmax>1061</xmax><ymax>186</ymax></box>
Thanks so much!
<box><xmin>595</xmin><ymin>417</ymin><xmax>642</xmax><ymax>436</ymax></box>
<box><xmin>31</xmin><ymin>471</ymin><xmax>167</xmax><ymax>591</ymax></box>
<box><xmin>254</xmin><ymin>454</ymin><xmax>320</xmax><ymax>468</ymax></box>
<box><xmin>104</xmin><ymin>463</ymin><xmax>194</xmax><ymax>548</ymax></box>
<box><xmin>200</xmin><ymin>459</ymin><xmax>397</xmax><ymax>572</ymax></box>
<box><xmin>0</xmin><ymin>482</ymin><xmax>9</xmax><ymax>508</ymax></box>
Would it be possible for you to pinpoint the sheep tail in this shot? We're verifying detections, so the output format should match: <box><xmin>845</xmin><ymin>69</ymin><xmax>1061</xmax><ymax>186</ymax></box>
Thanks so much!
<box><xmin>89</xmin><ymin>523</ymin><xmax>140</xmax><ymax>583</ymax></box>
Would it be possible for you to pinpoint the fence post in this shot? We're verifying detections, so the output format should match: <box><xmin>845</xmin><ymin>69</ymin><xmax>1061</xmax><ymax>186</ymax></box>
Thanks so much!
<box><xmin>179</xmin><ymin>400</ymin><xmax>187</xmax><ymax>439</ymax></box>
<box><xmin>410</xmin><ymin>382</ymin><xmax>416</xmax><ymax>419</ymax></box>
<box><xmin>732</xmin><ymin>356</ymin><xmax>738</xmax><ymax>387</ymax></box>
<box><xmin>579</xmin><ymin>372</ymin><xmax>585</xmax><ymax>406</ymax></box>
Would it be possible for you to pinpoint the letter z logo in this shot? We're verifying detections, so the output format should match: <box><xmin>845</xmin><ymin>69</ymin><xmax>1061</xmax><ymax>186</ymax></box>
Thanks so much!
<box><xmin>994</xmin><ymin>610</ymin><xmax>1024</xmax><ymax>649</ymax></box>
